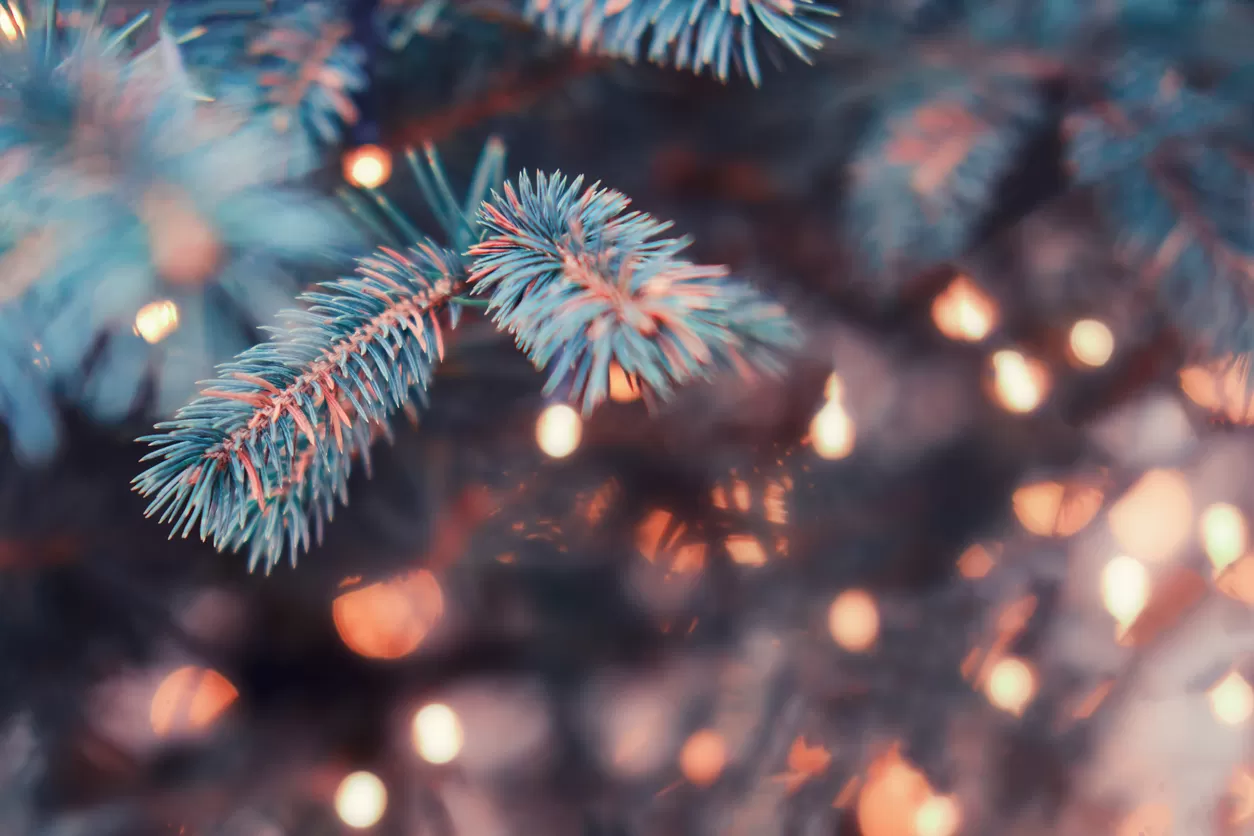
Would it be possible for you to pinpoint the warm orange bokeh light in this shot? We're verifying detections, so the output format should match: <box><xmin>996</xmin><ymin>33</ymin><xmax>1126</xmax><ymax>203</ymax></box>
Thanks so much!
<box><xmin>412</xmin><ymin>702</ymin><xmax>463</xmax><ymax>764</ymax></box>
<box><xmin>957</xmin><ymin>544</ymin><xmax>997</xmax><ymax>579</ymax></box>
<box><xmin>1201</xmin><ymin>503</ymin><xmax>1248</xmax><ymax>574</ymax></box>
<box><xmin>609</xmin><ymin>363</ymin><xmax>640</xmax><ymax>403</ymax></box>
<box><xmin>1108</xmin><ymin>469</ymin><xmax>1193</xmax><ymax>564</ymax></box>
<box><xmin>1012</xmin><ymin>480</ymin><xmax>1103</xmax><ymax>538</ymax></box>
<box><xmin>824</xmin><ymin>372</ymin><xmax>845</xmax><ymax>403</ymax></box>
<box><xmin>679</xmin><ymin>729</ymin><xmax>727</xmax><ymax>787</ymax></box>
<box><xmin>914</xmin><ymin>794</ymin><xmax>962</xmax><ymax>836</ymax></box>
<box><xmin>990</xmin><ymin>350</ymin><xmax>1050</xmax><ymax>414</ymax></box>
<box><xmin>857</xmin><ymin>749</ymin><xmax>932</xmax><ymax>836</ymax></box>
<box><xmin>985</xmin><ymin>657</ymin><xmax>1036</xmax><ymax>716</ymax></box>
<box><xmin>811</xmin><ymin>401</ymin><xmax>855</xmax><ymax>460</ymax></box>
<box><xmin>537</xmin><ymin>403</ymin><xmax>582</xmax><ymax>458</ymax></box>
<box><xmin>1210</xmin><ymin>672</ymin><xmax>1254</xmax><ymax>726</ymax></box>
<box><xmin>1180</xmin><ymin>361</ymin><xmax>1254</xmax><ymax>424</ymax></box>
<box><xmin>335</xmin><ymin>771</ymin><xmax>387</xmax><ymax>829</ymax></box>
<box><xmin>1101</xmin><ymin>555</ymin><xmax>1150</xmax><ymax>630</ymax></box>
<box><xmin>150</xmin><ymin>666</ymin><xmax>238</xmax><ymax>737</ymax></box>
<box><xmin>332</xmin><ymin>570</ymin><xmax>443</xmax><ymax>660</ymax></box>
<box><xmin>1116</xmin><ymin>803</ymin><xmax>1172</xmax><ymax>836</ymax></box>
<box><xmin>726</xmin><ymin>534</ymin><xmax>767</xmax><ymax>567</ymax></box>
<box><xmin>1067</xmin><ymin>319</ymin><xmax>1115</xmax><ymax>368</ymax></box>
<box><xmin>0</xmin><ymin>4</ymin><xmax>25</xmax><ymax>39</ymax></box>
<box><xmin>134</xmin><ymin>300</ymin><xmax>180</xmax><ymax>344</ymax></box>
<box><xmin>343</xmin><ymin>145</ymin><xmax>393</xmax><ymax>189</ymax></box>
<box><xmin>931</xmin><ymin>276</ymin><xmax>997</xmax><ymax>343</ymax></box>
<box><xmin>829</xmin><ymin>589</ymin><xmax>879</xmax><ymax>652</ymax></box>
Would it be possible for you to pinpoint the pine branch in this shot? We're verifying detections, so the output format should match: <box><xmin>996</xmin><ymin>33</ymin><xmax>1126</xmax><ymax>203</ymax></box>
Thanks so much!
<box><xmin>134</xmin><ymin>243</ymin><xmax>463</xmax><ymax>572</ymax></box>
<box><xmin>468</xmin><ymin>171</ymin><xmax>800</xmax><ymax>414</ymax></box>
<box><xmin>523</xmin><ymin>0</ymin><xmax>838</xmax><ymax>85</ymax></box>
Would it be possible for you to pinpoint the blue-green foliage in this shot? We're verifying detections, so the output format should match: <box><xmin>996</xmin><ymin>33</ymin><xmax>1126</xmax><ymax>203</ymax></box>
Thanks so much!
<box><xmin>470</xmin><ymin>172</ymin><xmax>800</xmax><ymax>413</ymax></box>
<box><xmin>135</xmin><ymin>141</ymin><xmax>506</xmax><ymax>571</ymax></box>
<box><xmin>0</xmin><ymin>1</ymin><xmax>357</xmax><ymax>452</ymax></box>
<box><xmin>523</xmin><ymin>0</ymin><xmax>838</xmax><ymax>84</ymax></box>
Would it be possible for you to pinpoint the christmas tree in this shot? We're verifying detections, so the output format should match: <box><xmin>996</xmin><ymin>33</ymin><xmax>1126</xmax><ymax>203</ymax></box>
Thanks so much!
<box><xmin>1</xmin><ymin>0</ymin><xmax>1253</xmax><ymax>834</ymax></box>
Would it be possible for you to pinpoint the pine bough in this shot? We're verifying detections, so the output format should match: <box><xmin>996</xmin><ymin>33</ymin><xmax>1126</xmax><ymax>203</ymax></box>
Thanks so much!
<box><xmin>134</xmin><ymin>141</ymin><xmax>800</xmax><ymax>571</ymax></box>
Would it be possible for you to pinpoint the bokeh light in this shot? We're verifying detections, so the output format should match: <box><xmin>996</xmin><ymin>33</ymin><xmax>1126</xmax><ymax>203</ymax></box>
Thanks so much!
<box><xmin>1012</xmin><ymin>480</ymin><xmax>1103</xmax><ymax>537</ymax></box>
<box><xmin>985</xmin><ymin>657</ymin><xmax>1036</xmax><ymax>716</ymax></box>
<box><xmin>413</xmin><ymin>703</ymin><xmax>464</xmax><ymax>764</ymax></box>
<box><xmin>1067</xmin><ymin>319</ymin><xmax>1115</xmax><ymax>368</ymax></box>
<box><xmin>931</xmin><ymin>276</ymin><xmax>997</xmax><ymax>343</ymax></box>
<box><xmin>811</xmin><ymin>400</ymin><xmax>855</xmax><ymax>460</ymax></box>
<box><xmin>335</xmin><ymin>771</ymin><xmax>387</xmax><ymax>829</ymax></box>
<box><xmin>149</xmin><ymin>666</ymin><xmax>238</xmax><ymax>737</ymax></box>
<box><xmin>679</xmin><ymin>729</ymin><xmax>726</xmax><ymax>787</ymax></box>
<box><xmin>914</xmin><ymin>794</ymin><xmax>962</xmax><ymax>836</ymax></box>
<box><xmin>332</xmin><ymin>571</ymin><xmax>443</xmax><ymax>660</ymax></box>
<box><xmin>1108</xmin><ymin>469</ymin><xmax>1193</xmax><ymax>563</ymax></box>
<box><xmin>343</xmin><ymin>145</ymin><xmax>393</xmax><ymax>189</ymax></box>
<box><xmin>828</xmin><ymin>589</ymin><xmax>879</xmax><ymax>652</ymax></box>
<box><xmin>1179</xmin><ymin>361</ymin><xmax>1254</xmax><ymax>424</ymax></box>
<box><xmin>990</xmin><ymin>350</ymin><xmax>1049</xmax><ymax>413</ymax></box>
<box><xmin>1100</xmin><ymin>555</ymin><xmax>1150</xmax><ymax>630</ymax></box>
<box><xmin>1201</xmin><ymin>503</ymin><xmax>1247</xmax><ymax>574</ymax></box>
<box><xmin>134</xmin><ymin>300</ymin><xmax>180</xmax><ymax>344</ymax></box>
<box><xmin>0</xmin><ymin>5</ymin><xmax>25</xmax><ymax>40</ymax></box>
<box><xmin>537</xmin><ymin>403</ymin><xmax>582</xmax><ymax>459</ymax></box>
<box><xmin>609</xmin><ymin>363</ymin><xmax>640</xmax><ymax>403</ymax></box>
<box><xmin>1209</xmin><ymin>672</ymin><xmax>1254</xmax><ymax>726</ymax></box>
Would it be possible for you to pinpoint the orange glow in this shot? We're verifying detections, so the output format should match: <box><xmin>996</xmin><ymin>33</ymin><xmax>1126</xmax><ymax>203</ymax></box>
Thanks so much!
<box><xmin>1012</xmin><ymin>480</ymin><xmax>1103</xmax><ymax>537</ymax></box>
<box><xmin>1217</xmin><ymin>554</ymin><xmax>1254</xmax><ymax>605</ymax></box>
<box><xmin>335</xmin><ymin>771</ymin><xmax>387</xmax><ymax>829</ymax></box>
<box><xmin>332</xmin><ymin>570</ymin><xmax>443</xmax><ymax>660</ymax></box>
<box><xmin>134</xmin><ymin>300</ymin><xmax>180</xmax><ymax>344</ymax></box>
<box><xmin>726</xmin><ymin>534</ymin><xmax>767</xmax><ymax>567</ymax></box>
<box><xmin>1108</xmin><ymin>469</ymin><xmax>1193</xmax><ymax>563</ymax></box>
<box><xmin>828</xmin><ymin>589</ymin><xmax>879</xmax><ymax>652</ymax></box>
<box><xmin>1067</xmin><ymin>319</ymin><xmax>1115</xmax><ymax>368</ymax></box>
<box><xmin>984</xmin><ymin>657</ymin><xmax>1036</xmax><ymax>716</ymax></box>
<box><xmin>990</xmin><ymin>350</ymin><xmax>1050</xmax><ymax>413</ymax></box>
<box><xmin>1116</xmin><ymin>803</ymin><xmax>1172</xmax><ymax>836</ymax></box>
<box><xmin>0</xmin><ymin>5</ymin><xmax>25</xmax><ymax>39</ymax></box>
<box><xmin>1210</xmin><ymin>672</ymin><xmax>1254</xmax><ymax>726</ymax></box>
<box><xmin>1201</xmin><ymin>503</ymin><xmax>1248</xmax><ymax>574</ymax></box>
<box><xmin>537</xmin><ymin>403</ymin><xmax>582</xmax><ymax>458</ymax></box>
<box><xmin>957</xmin><ymin>544</ymin><xmax>997</xmax><ymax>579</ymax></box>
<box><xmin>609</xmin><ymin>363</ymin><xmax>640</xmax><ymax>403</ymax></box>
<box><xmin>413</xmin><ymin>703</ymin><xmax>463</xmax><ymax>764</ymax></box>
<box><xmin>780</xmin><ymin>736</ymin><xmax>832</xmax><ymax>793</ymax></box>
<box><xmin>824</xmin><ymin>372</ymin><xmax>845</xmax><ymax>403</ymax></box>
<box><xmin>811</xmin><ymin>401</ymin><xmax>855</xmax><ymax>460</ymax></box>
<box><xmin>1100</xmin><ymin>555</ymin><xmax>1150</xmax><ymax>630</ymax></box>
<box><xmin>931</xmin><ymin>275</ymin><xmax>997</xmax><ymax>343</ymax></box>
<box><xmin>856</xmin><ymin>749</ymin><xmax>932</xmax><ymax>836</ymax></box>
<box><xmin>914</xmin><ymin>795</ymin><xmax>961</xmax><ymax>836</ymax></box>
<box><xmin>150</xmin><ymin>666</ymin><xmax>238</xmax><ymax>736</ymax></box>
<box><xmin>679</xmin><ymin>729</ymin><xmax>726</xmax><ymax>787</ymax></box>
<box><xmin>343</xmin><ymin>145</ymin><xmax>393</xmax><ymax>189</ymax></box>
<box><xmin>1180</xmin><ymin>361</ymin><xmax>1254</xmax><ymax>424</ymax></box>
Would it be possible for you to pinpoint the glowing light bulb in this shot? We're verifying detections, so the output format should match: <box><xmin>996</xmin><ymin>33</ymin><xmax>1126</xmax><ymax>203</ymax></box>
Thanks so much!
<box><xmin>1108</xmin><ymin>469</ymin><xmax>1193</xmax><ymax>564</ymax></box>
<box><xmin>334</xmin><ymin>771</ymin><xmax>387</xmax><ymax>829</ymax></box>
<box><xmin>1209</xmin><ymin>672</ymin><xmax>1254</xmax><ymax>726</ymax></box>
<box><xmin>134</xmin><ymin>300</ymin><xmax>180</xmax><ymax>344</ymax></box>
<box><xmin>1068</xmin><ymin>319</ymin><xmax>1115</xmax><ymax>368</ymax></box>
<box><xmin>811</xmin><ymin>401</ymin><xmax>855</xmax><ymax>460</ymax></box>
<box><xmin>828</xmin><ymin>589</ymin><xmax>878</xmax><ymax>652</ymax></box>
<box><xmin>343</xmin><ymin>145</ymin><xmax>393</xmax><ymax>189</ymax></box>
<box><xmin>985</xmin><ymin>657</ymin><xmax>1036</xmax><ymax>716</ymax></box>
<box><xmin>1201</xmin><ymin>503</ymin><xmax>1248</xmax><ymax>574</ymax></box>
<box><xmin>914</xmin><ymin>794</ymin><xmax>961</xmax><ymax>836</ymax></box>
<box><xmin>536</xmin><ymin>403</ymin><xmax>581</xmax><ymax>458</ymax></box>
<box><xmin>991</xmin><ymin>350</ymin><xmax>1049</xmax><ymax>413</ymax></box>
<box><xmin>679</xmin><ymin>729</ymin><xmax>726</xmax><ymax>787</ymax></box>
<box><xmin>412</xmin><ymin>703</ymin><xmax>463</xmax><ymax>764</ymax></box>
<box><xmin>1101</xmin><ymin>555</ymin><xmax>1150</xmax><ymax>630</ymax></box>
<box><xmin>931</xmin><ymin>276</ymin><xmax>997</xmax><ymax>343</ymax></box>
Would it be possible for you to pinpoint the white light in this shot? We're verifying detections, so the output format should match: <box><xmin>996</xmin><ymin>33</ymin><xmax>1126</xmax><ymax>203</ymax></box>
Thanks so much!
<box><xmin>334</xmin><ymin>771</ymin><xmax>387</xmax><ymax>829</ymax></box>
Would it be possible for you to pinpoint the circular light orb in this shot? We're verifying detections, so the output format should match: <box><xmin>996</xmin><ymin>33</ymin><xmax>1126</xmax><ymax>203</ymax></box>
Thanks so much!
<box><xmin>828</xmin><ymin>589</ymin><xmax>879</xmax><ymax>652</ymax></box>
<box><xmin>413</xmin><ymin>702</ymin><xmax>464</xmax><ymax>765</ymax></box>
<box><xmin>334</xmin><ymin>771</ymin><xmax>387</xmax><ymax>829</ymax></box>
<box><xmin>679</xmin><ymin>729</ymin><xmax>727</xmax><ymax>787</ymax></box>
<box><xmin>1068</xmin><ymin>319</ymin><xmax>1115</xmax><ymax>368</ymax></box>
<box><xmin>343</xmin><ymin>145</ymin><xmax>393</xmax><ymax>189</ymax></box>
<box><xmin>537</xmin><ymin>403</ymin><xmax>582</xmax><ymax>458</ymax></box>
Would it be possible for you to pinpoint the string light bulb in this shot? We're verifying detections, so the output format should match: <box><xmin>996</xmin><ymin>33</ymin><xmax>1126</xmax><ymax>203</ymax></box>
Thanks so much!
<box><xmin>343</xmin><ymin>145</ymin><xmax>393</xmax><ymax>189</ymax></box>
<box><xmin>1100</xmin><ymin>555</ymin><xmax>1150</xmax><ymax>631</ymax></box>
<box><xmin>828</xmin><ymin>589</ymin><xmax>878</xmax><ymax>652</ymax></box>
<box><xmin>914</xmin><ymin>794</ymin><xmax>962</xmax><ymax>836</ymax></box>
<box><xmin>824</xmin><ymin>372</ymin><xmax>845</xmax><ymax>403</ymax></box>
<box><xmin>1201</xmin><ymin>503</ymin><xmax>1248</xmax><ymax>574</ymax></box>
<box><xmin>334</xmin><ymin>771</ymin><xmax>387</xmax><ymax>829</ymax></box>
<box><xmin>679</xmin><ymin>729</ymin><xmax>727</xmax><ymax>787</ymax></box>
<box><xmin>412</xmin><ymin>703</ymin><xmax>463</xmax><ymax>765</ymax></box>
<box><xmin>931</xmin><ymin>275</ymin><xmax>997</xmax><ymax>343</ymax></box>
<box><xmin>984</xmin><ymin>657</ymin><xmax>1036</xmax><ymax>716</ymax></box>
<box><xmin>1068</xmin><ymin>319</ymin><xmax>1115</xmax><ymax>368</ymax></box>
<box><xmin>537</xmin><ymin>403</ymin><xmax>582</xmax><ymax>458</ymax></box>
<box><xmin>1209</xmin><ymin>672</ymin><xmax>1254</xmax><ymax>726</ymax></box>
<box><xmin>811</xmin><ymin>400</ymin><xmax>855</xmax><ymax>460</ymax></box>
<box><xmin>134</xmin><ymin>300</ymin><xmax>180</xmax><ymax>344</ymax></box>
<box><xmin>990</xmin><ymin>350</ymin><xmax>1049</xmax><ymax>413</ymax></box>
